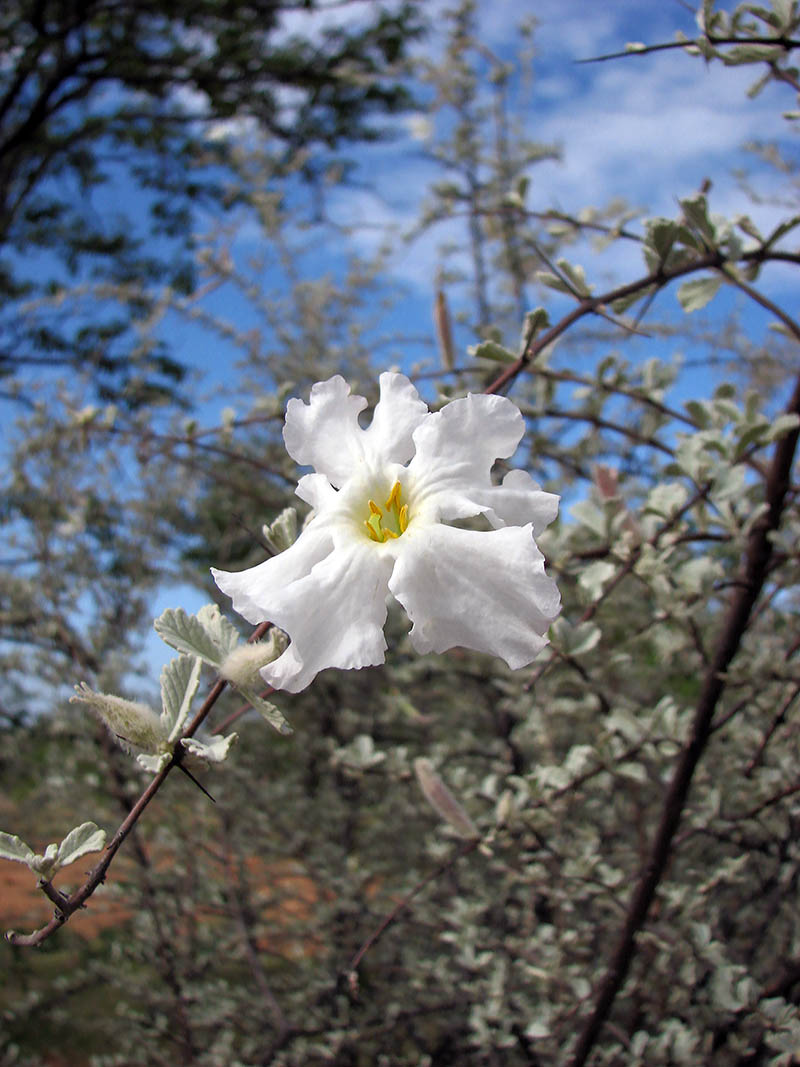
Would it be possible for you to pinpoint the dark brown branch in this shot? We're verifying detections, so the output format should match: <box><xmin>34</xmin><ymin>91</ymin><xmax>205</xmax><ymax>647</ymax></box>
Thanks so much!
<box><xmin>567</xmin><ymin>369</ymin><xmax>800</xmax><ymax>1066</ymax></box>
<box><xmin>5</xmin><ymin>622</ymin><xmax>271</xmax><ymax>947</ymax></box>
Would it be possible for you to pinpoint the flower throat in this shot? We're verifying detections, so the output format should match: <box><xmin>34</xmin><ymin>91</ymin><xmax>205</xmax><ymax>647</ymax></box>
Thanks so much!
<box><xmin>365</xmin><ymin>481</ymin><xmax>408</xmax><ymax>543</ymax></box>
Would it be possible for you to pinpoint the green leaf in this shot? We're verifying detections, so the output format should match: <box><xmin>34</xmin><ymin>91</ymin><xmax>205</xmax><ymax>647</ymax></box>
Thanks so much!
<box><xmin>469</xmin><ymin>340</ymin><xmax>516</xmax><ymax>363</ymax></box>
<box><xmin>677</xmin><ymin>275</ymin><xmax>723</xmax><ymax>312</ymax></box>
<box><xmin>196</xmin><ymin>604</ymin><xmax>242</xmax><ymax>657</ymax></box>
<box><xmin>680</xmin><ymin>195</ymin><xmax>716</xmax><ymax>242</ymax></box>
<box><xmin>154</xmin><ymin>607</ymin><xmax>226</xmax><ymax>666</ymax></box>
<box><xmin>57</xmin><ymin>822</ymin><xmax>107</xmax><ymax>868</ymax></box>
<box><xmin>160</xmin><ymin>654</ymin><xmax>203</xmax><ymax>741</ymax></box>
<box><xmin>556</xmin><ymin>258</ymin><xmax>591</xmax><ymax>296</ymax></box>
<box><xmin>181</xmin><ymin>733</ymin><xmax>238</xmax><ymax>764</ymax></box>
<box><xmin>520</xmin><ymin>307</ymin><xmax>550</xmax><ymax>346</ymax></box>
<box><xmin>535</xmin><ymin>271</ymin><xmax>574</xmax><ymax>295</ymax></box>
<box><xmin>721</xmin><ymin>43</ymin><xmax>786</xmax><ymax>64</ymax></box>
<box><xmin>570</xmin><ymin>499</ymin><xmax>608</xmax><ymax>538</ymax></box>
<box><xmin>238</xmin><ymin>687</ymin><xmax>293</xmax><ymax>735</ymax></box>
<box><xmin>764</xmin><ymin>412</ymin><xmax>800</xmax><ymax>442</ymax></box>
<box><xmin>0</xmin><ymin>831</ymin><xmax>34</xmax><ymax>864</ymax></box>
<box><xmin>578</xmin><ymin>560</ymin><xmax>617</xmax><ymax>600</ymax></box>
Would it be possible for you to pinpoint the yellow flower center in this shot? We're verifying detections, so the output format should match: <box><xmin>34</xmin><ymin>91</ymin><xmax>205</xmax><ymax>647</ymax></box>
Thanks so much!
<box><xmin>364</xmin><ymin>481</ymin><xmax>409</xmax><ymax>543</ymax></box>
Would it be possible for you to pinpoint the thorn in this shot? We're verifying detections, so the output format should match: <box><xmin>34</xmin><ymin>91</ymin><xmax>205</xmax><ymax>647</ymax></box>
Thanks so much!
<box><xmin>176</xmin><ymin>762</ymin><xmax>216</xmax><ymax>803</ymax></box>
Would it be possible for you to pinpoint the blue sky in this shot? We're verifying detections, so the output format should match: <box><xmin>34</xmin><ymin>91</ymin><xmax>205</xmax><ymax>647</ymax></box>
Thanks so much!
<box><xmin>32</xmin><ymin>0</ymin><xmax>795</xmax><ymax>679</ymax></box>
<box><xmin>179</xmin><ymin>0</ymin><xmax>795</xmax><ymax>404</ymax></box>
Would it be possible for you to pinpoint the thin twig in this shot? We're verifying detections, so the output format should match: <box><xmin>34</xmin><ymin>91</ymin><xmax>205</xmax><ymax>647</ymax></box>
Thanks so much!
<box><xmin>6</xmin><ymin>622</ymin><xmax>271</xmax><ymax>947</ymax></box>
<box><xmin>567</xmin><ymin>369</ymin><xmax>800</xmax><ymax>1066</ymax></box>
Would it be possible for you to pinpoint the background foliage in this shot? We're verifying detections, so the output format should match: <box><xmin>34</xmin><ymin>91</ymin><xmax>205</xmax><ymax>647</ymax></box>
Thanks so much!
<box><xmin>1</xmin><ymin>1</ymin><xmax>800</xmax><ymax>1065</ymax></box>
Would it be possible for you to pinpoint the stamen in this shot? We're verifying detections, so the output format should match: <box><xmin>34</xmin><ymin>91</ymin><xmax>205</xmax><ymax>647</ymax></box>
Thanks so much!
<box><xmin>364</xmin><ymin>482</ymin><xmax>409</xmax><ymax>543</ymax></box>
<box><xmin>385</xmin><ymin>482</ymin><xmax>402</xmax><ymax>513</ymax></box>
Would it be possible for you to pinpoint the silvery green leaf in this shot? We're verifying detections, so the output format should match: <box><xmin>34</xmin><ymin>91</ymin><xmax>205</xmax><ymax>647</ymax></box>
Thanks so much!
<box><xmin>556</xmin><ymin>258</ymin><xmax>591</xmax><ymax>296</ymax></box>
<box><xmin>570</xmin><ymin>499</ymin><xmax>608</xmax><ymax>538</ymax></box>
<box><xmin>262</xmin><ymin>508</ymin><xmax>298</xmax><ymax>554</ymax></box>
<box><xmin>29</xmin><ymin>843</ymin><xmax>60</xmax><ymax>879</ymax></box>
<box><xmin>535</xmin><ymin>270</ymin><xmax>574</xmax><ymax>295</ymax></box>
<box><xmin>414</xmin><ymin>759</ymin><xmax>479</xmax><ymax>840</ymax></box>
<box><xmin>645</xmin><ymin>217</ymin><xmax>679</xmax><ymax>259</ymax></box>
<box><xmin>238</xmin><ymin>687</ymin><xmax>292</xmax><ymax>735</ymax></box>
<box><xmin>567</xmin><ymin>622</ymin><xmax>602</xmax><ymax>656</ymax></box>
<box><xmin>333</xmin><ymin>734</ymin><xmax>386</xmax><ymax>771</ymax></box>
<box><xmin>137</xmin><ymin>752</ymin><xmax>171</xmax><ymax>774</ymax></box>
<box><xmin>644</xmin><ymin>483</ymin><xmax>689</xmax><ymax>517</ymax></box>
<box><xmin>160</xmin><ymin>654</ymin><xmax>203</xmax><ymax>741</ymax></box>
<box><xmin>578</xmin><ymin>560</ymin><xmax>617</xmax><ymax>600</ymax></box>
<box><xmin>154</xmin><ymin>607</ymin><xmax>225</xmax><ymax>666</ymax></box>
<box><xmin>56</xmin><ymin>822</ymin><xmax>106</xmax><ymax>869</ymax></box>
<box><xmin>721</xmin><ymin>43</ymin><xmax>786</xmax><ymax>65</ymax></box>
<box><xmin>196</xmin><ymin>603</ymin><xmax>241</xmax><ymax>657</ymax></box>
<box><xmin>520</xmin><ymin>307</ymin><xmax>550</xmax><ymax>347</ymax></box>
<box><xmin>680</xmin><ymin>195</ymin><xmax>717</xmax><ymax>241</ymax></box>
<box><xmin>468</xmin><ymin>340</ymin><xmax>516</xmax><ymax>364</ymax></box>
<box><xmin>0</xmin><ymin>831</ymin><xmax>35</xmax><ymax>864</ymax></box>
<box><xmin>181</xmin><ymin>732</ymin><xmax>238</xmax><ymax>764</ymax></box>
<box><xmin>677</xmin><ymin>275</ymin><xmax>723</xmax><ymax>312</ymax></box>
<box><xmin>764</xmin><ymin>412</ymin><xmax>800</xmax><ymax>442</ymax></box>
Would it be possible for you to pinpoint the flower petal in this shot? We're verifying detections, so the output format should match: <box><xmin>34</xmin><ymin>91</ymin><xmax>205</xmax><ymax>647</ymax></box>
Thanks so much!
<box><xmin>295</xmin><ymin>472</ymin><xmax>339</xmax><ymax>512</ymax></box>
<box><xmin>389</xmin><ymin>524</ymin><xmax>561</xmax><ymax>669</ymax></box>
<box><xmin>282</xmin><ymin>374</ymin><xmax>430</xmax><ymax>489</ymax></box>
<box><xmin>473</xmin><ymin>469</ymin><xmax>560</xmax><ymax>536</ymax></box>
<box><xmin>212</xmin><ymin>525</ymin><xmax>334</xmax><ymax>626</ymax></box>
<box><xmin>407</xmin><ymin>393</ymin><xmax>524</xmax><ymax>520</ymax></box>
<box><xmin>260</xmin><ymin>542</ymin><xmax>395</xmax><ymax>692</ymax></box>
<box><xmin>283</xmin><ymin>376</ymin><xmax>368</xmax><ymax>487</ymax></box>
<box><xmin>363</xmin><ymin>372</ymin><xmax>429</xmax><ymax>466</ymax></box>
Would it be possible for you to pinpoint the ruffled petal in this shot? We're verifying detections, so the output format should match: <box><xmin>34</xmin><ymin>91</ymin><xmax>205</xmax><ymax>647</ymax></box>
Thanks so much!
<box><xmin>261</xmin><ymin>543</ymin><xmax>395</xmax><ymax>692</ymax></box>
<box><xmin>473</xmin><ymin>469</ymin><xmax>560</xmax><ymax>536</ymax></box>
<box><xmin>295</xmin><ymin>472</ymin><xmax>339</xmax><ymax>513</ymax></box>
<box><xmin>211</xmin><ymin>525</ymin><xmax>334</xmax><ymax>626</ymax></box>
<box><xmin>406</xmin><ymin>393</ymin><xmax>524</xmax><ymax>520</ymax></box>
<box><xmin>388</xmin><ymin>524</ymin><xmax>561</xmax><ymax>669</ymax></box>
<box><xmin>363</xmin><ymin>372</ymin><xmax>429</xmax><ymax>466</ymax></box>
<box><xmin>283</xmin><ymin>376</ymin><xmax>368</xmax><ymax>487</ymax></box>
<box><xmin>282</xmin><ymin>374</ymin><xmax>430</xmax><ymax>489</ymax></box>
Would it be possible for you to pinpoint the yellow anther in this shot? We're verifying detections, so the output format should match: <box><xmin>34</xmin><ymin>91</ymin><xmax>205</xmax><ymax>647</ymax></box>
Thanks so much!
<box><xmin>385</xmin><ymin>482</ymin><xmax>402</xmax><ymax>513</ymax></box>
<box><xmin>364</xmin><ymin>481</ymin><xmax>409</xmax><ymax>543</ymax></box>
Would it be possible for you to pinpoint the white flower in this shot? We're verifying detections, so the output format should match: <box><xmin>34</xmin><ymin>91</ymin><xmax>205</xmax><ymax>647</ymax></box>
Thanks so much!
<box><xmin>212</xmin><ymin>373</ymin><xmax>561</xmax><ymax>693</ymax></box>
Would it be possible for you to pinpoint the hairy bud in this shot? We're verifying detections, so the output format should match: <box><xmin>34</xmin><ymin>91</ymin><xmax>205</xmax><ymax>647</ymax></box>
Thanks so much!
<box><xmin>71</xmin><ymin>682</ymin><xmax>167</xmax><ymax>754</ymax></box>
<box><xmin>218</xmin><ymin>630</ymin><xmax>289</xmax><ymax>689</ymax></box>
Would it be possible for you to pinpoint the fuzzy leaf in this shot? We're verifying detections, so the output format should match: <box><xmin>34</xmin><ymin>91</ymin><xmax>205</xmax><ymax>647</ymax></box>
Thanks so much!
<box><xmin>238</xmin><ymin>687</ymin><xmax>293</xmax><ymax>735</ymax></box>
<box><xmin>677</xmin><ymin>275</ymin><xmax>723</xmax><ymax>312</ymax></box>
<box><xmin>181</xmin><ymin>732</ymin><xmax>238</xmax><ymax>764</ymax></box>
<box><xmin>154</xmin><ymin>607</ymin><xmax>226</xmax><ymax>666</ymax></box>
<box><xmin>57</xmin><ymin>822</ymin><xmax>107</xmax><ymax>868</ymax></box>
<box><xmin>0</xmin><ymin>831</ymin><xmax>34</xmax><ymax>864</ymax></box>
<box><xmin>137</xmin><ymin>752</ymin><xmax>171</xmax><ymax>774</ymax></box>
<box><xmin>196</xmin><ymin>604</ymin><xmax>241</xmax><ymax>657</ymax></box>
<box><xmin>469</xmin><ymin>340</ymin><xmax>516</xmax><ymax>364</ymax></box>
<box><xmin>160</xmin><ymin>655</ymin><xmax>203</xmax><ymax>741</ymax></box>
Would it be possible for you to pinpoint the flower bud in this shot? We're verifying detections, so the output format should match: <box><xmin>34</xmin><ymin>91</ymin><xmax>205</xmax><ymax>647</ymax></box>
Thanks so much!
<box><xmin>71</xmin><ymin>682</ymin><xmax>167</xmax><ymax>754</ymax></box>
<box><xmin>218</xmin><ymin>630</ymin><xmax>289</xmax><ymax>689</ymax></box>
